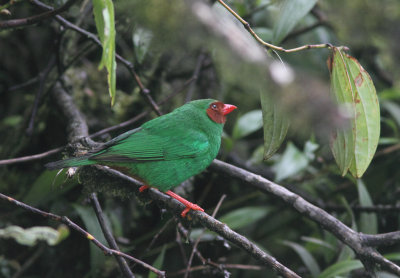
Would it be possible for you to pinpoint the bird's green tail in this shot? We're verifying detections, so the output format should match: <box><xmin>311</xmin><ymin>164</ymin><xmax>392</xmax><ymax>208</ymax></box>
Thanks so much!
<box><xmin>45</xmin><ymin>156</ymin><xmax>95</xmax><ymax>170</ymax></box>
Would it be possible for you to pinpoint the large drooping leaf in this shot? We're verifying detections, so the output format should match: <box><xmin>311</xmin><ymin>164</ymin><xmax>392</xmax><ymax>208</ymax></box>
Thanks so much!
<box><xmin>93</xmin><ymin>0</ymin><xmax>117</xmax><ymax>106</ymax></box>
<box><xmin>0</xmin><ymin>225</ymin><xmax>69</xmax><ymax>246</ymax></box>
<box><xmin>272</xmin><ymin>0</ymin><xmax>318</xmax><ymax>44</ymax></box>
<box><xmin>260</xmin><ymin>91</ymin><xmax>290</xmax><ymax>160</ymax></box>
<box><xmin>328</xmin><ymin>47</ymin><xmax>380</xmax><ymax>178</ymax></box>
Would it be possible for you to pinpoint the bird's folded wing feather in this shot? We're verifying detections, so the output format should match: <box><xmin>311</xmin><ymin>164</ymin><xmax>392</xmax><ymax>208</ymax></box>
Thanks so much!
<box><xmin>89</xmin><ymin>126</ymin><xmax>209</xmax><ymax>163</ymax></box>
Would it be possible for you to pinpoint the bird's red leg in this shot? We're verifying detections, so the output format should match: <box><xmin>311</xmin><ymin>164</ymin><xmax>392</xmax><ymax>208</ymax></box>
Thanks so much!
<box><xmin>139</xmin><ymin>185</ymin><xmax>149</xmax><ymax>192</ymax></box>
<box><xmin>165</xmin><ymin>190</ymin><xmax>204</xmax><ymax>218</ymax></box>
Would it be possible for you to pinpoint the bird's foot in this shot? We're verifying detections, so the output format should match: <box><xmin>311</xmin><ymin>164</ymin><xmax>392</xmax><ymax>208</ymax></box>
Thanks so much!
<box><xmin>165</xmin><ymin>190</ymin><xmax>204</xmax><ymax>218</ymax></box>
<box><xmin>139</xmin><ymin>185</ymin><xmax>149</xmax><ymax>192</ymax></box>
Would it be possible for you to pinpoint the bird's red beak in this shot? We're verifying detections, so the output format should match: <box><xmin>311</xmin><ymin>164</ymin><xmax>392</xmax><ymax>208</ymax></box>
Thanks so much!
<box><xmin>222</xmin><ymin>104</ymin><xmax>237</xmax><ymax>115</ymax></box>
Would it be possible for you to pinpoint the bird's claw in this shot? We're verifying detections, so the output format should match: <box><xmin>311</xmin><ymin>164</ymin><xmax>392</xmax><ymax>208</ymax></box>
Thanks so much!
<box><xmin>139</xmin><ymin>185</ymin><xmax>149</xmax><ymax>192</ymax></box>
<box><xmin>181</xmin><ymin>204</ymin><xmax>204</xmax><ymax>218</ymax></box>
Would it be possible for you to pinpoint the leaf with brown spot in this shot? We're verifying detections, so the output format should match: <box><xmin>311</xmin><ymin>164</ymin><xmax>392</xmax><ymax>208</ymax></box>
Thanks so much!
<box><xmin>328</xmin><ymin>47</ymin><xmax>380</xmax><ymax>178</ymax></box>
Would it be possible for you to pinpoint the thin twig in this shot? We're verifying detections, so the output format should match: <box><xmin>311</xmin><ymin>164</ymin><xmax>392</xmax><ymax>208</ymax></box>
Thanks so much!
<box><xmin>0</xmin><ymin>0</ymin><xmax>77</xmax><ymax>29</ymax></box>
<box><xmin>26</xmin><ymin>56</ymin><xmax>56</xmax><ymax>136</ymax></box>
<box><xmin>185</xmin><ymin>52</ymin><xmax>206</xmax><ymax>103</ymax></box>
<box><xmin>0</xmin><ymin>192</ymin><xmax>165</xmax><ymax>277</ymax></box>
<box><xmin>90</xmin><ymin>193</ymin><xmax>135</xmax><ymax>278</ymax></box>
<box><xmin>170</xmin><ymin>263</ymin><xmax>263</xmax><ymax>277</ymax></box>
<box><xmin>12</xmin><ymin>245</ymin><xmax>45</xmax><ymax>278</ymax></box>
<box><xmin>0</xmin><ymin>147</ymin><xmax>62</xmax><ymax>166</ymax></box>
<box><xmin>184</xmin><ymin>195</ymin><xmax>227</xmax><ymax>278</ymax></box>
<box><xmin>217</xmin><ymin>0</ymin><xmax>343</xmax><ymax>53</ymax></box>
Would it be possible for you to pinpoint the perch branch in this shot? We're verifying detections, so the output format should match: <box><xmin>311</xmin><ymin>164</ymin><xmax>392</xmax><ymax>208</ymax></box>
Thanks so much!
<box><xmin>97</xmin><ymin>168</ymin><xmax>301</xmax><ymax>278</ymax></box>
<box><xmin>45</xmin><ymin>82</ymin><xmax>300</xmax><ymax>278</ymax></box>
<box><xmin>44</xmin><ymin>81</ymin><xmax>400</xmax><ymax>276</ymax></box>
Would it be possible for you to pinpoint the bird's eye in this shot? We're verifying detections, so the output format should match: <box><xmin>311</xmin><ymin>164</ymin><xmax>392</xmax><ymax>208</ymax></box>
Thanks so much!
<box><xmin>211</xmin><ymin>104</ymin><xmax>217</xmax><ymax>110</ymax></box>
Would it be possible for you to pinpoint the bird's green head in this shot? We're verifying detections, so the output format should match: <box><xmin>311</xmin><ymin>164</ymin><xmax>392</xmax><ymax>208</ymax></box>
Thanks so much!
<box><xmin>188</xmin><ymin>99</ymin><xmax>237</xmax><ymax>124</ymax></box>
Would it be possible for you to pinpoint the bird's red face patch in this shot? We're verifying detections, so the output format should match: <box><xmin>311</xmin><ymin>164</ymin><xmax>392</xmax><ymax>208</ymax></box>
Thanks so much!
<box><xmin>207</xmin><ymin>101</ymin><xmax>237</xmax><ymax>124</ymax></box>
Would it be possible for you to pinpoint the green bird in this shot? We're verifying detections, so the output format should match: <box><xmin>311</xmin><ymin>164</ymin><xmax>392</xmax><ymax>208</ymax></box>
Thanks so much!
<box><xmin>46</xmin><ymin>99</ymin><xmax>237</xmax><ymax>217</ymax></box>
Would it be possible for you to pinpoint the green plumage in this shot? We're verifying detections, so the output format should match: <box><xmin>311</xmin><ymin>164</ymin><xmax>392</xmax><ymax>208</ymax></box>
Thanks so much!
<box><xmin>46</xmin><ymin>99</ymin><xmax>227</xmax><ymax>192</ymax></box>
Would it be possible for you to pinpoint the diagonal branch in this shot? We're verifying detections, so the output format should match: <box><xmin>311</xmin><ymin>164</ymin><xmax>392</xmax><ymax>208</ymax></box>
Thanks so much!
<box><xmin>90</xmin><ymin>193</ymin><xmax>135</xmax><ymax>278</ymax></box>
<box><xmin>48</xmin><ymin>81</ymin><xmax>301</xmax><ymax>278</ymax></box>
<box><xmin>209</xmin><ymin>160</ymin><xmax>400</xmax><ymax>276</ymax></box>
<box><xmin>47</xmin><ymin>80</ymin><xmax>400</xmax><ymax>277</ymax></box>
<box><xmin>0</xmin><ymin>192</ymin><xmax>164</xmax><ymax>277</ymax></box>
<box><xmin>0</xmin><ymin>0</ymin><xmax>77</xmax><ymax>29</ymax></box>
<box><xmin>30</xmin><ymin>0</ymin><xmax>162</xmax><ymax>116</ymax></box>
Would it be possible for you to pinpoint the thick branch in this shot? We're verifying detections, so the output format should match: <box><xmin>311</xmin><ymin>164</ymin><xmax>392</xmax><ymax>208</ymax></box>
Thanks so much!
<box><xmin>98</xmin><ymin>168</ymin><xmax>301</xmax><ymax>278</ymax></box>
<box><xmin>47</xmin><ymin>82</ymin><xmax>300</xmax><ymax>277</ymax></box>
<box><xmin>51</xmin><ymin>84</ymin><xmax>90</xmax><ymax>142</ymax></box>
<box><xmin>209</xmin><ymin>160</ymin><xmax>400</xmax><ymax>276</ymax></box>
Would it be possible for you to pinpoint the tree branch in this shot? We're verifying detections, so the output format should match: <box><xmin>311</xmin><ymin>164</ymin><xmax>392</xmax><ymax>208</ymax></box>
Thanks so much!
<box><xmin>0</xmin><ymin>0</ymin><xmax>76</xmax><ymax>29</ymax></box>
<box><xmin>46</xmin><ymin>81</ymin><xmax>301</xmax><ymax>278</ymax></box>
<box><xmin>90</xmin><ymin>193</ymin><xmax>135</xmax><ymax>278</ymax></box>
<box><xmin>30</xmin><ymin>0</ymin><xmax>162</xmax><ymax>116</ymax></box>
<box><xmin>0</xmin><ymin>192</ymin><xmax>165</xmax><ymax>277</ymax></box>
<box><xmin>209</xmin><ymin>160</ymin><xmax>400</xmax><ymax>276</ymax></box>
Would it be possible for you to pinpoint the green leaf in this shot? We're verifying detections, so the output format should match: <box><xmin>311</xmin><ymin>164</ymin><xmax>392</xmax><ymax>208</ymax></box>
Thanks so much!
<box><xmin>357</xmin><ymin>180</ymin><xmax>377</xmax><ymax>234</ymax></box>
<box><xmin>282</xmin><ymin>240</ymin><xmax>321</xmax><ymax>277</ymax></box>
<box><xmin>318</xmin><ymin>260</ymin><xmax>363</xmax><ymax>278</ymax></box>
<box><xmin>219</xmin><ymin>206</ymin><xmax>270</xmax><ymax>230</ymax></box>
<box><xmin>260</xmin><ymin>91</ymin><xmax>290</xmax><ymax>159</ymax></box>
<box><xmin>232</xmin><ymin>110</ymin><xmax>263</xmax><ymax>140</ymax></box>
<box><xmin>272</xmin><ymin>0</ymin><xmax>318</xmax><ymax>44</ymax></box>
<box><xmin>148</xmin><ymin>245</ymin><xmax>166</xmax><ymax>278</ymax></box>
<box><xmin>328</xmin><ymin>47</ymin><xmax>380</xmax><ymax>178</ymax></box>
<box><xmin>0</xmin><ymin>225</ymin><xmax>69</xmax><ymax>246</ymax></box>
<box><xmin>93</xmin><ymin>0</ymin><xmax>117</xmax><ymax>106</ymax></box>
<box><xmin>272</xmin><ymin>142</ymin><xmax>308</xmax><ymax>182</ymax></box>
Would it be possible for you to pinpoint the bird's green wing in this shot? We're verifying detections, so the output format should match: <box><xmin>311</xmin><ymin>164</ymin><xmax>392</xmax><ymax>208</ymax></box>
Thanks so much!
<box><xmin>89</xmin><ymin>126</ymin><xmax>209</xmax><ymax>163</ymax></box>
